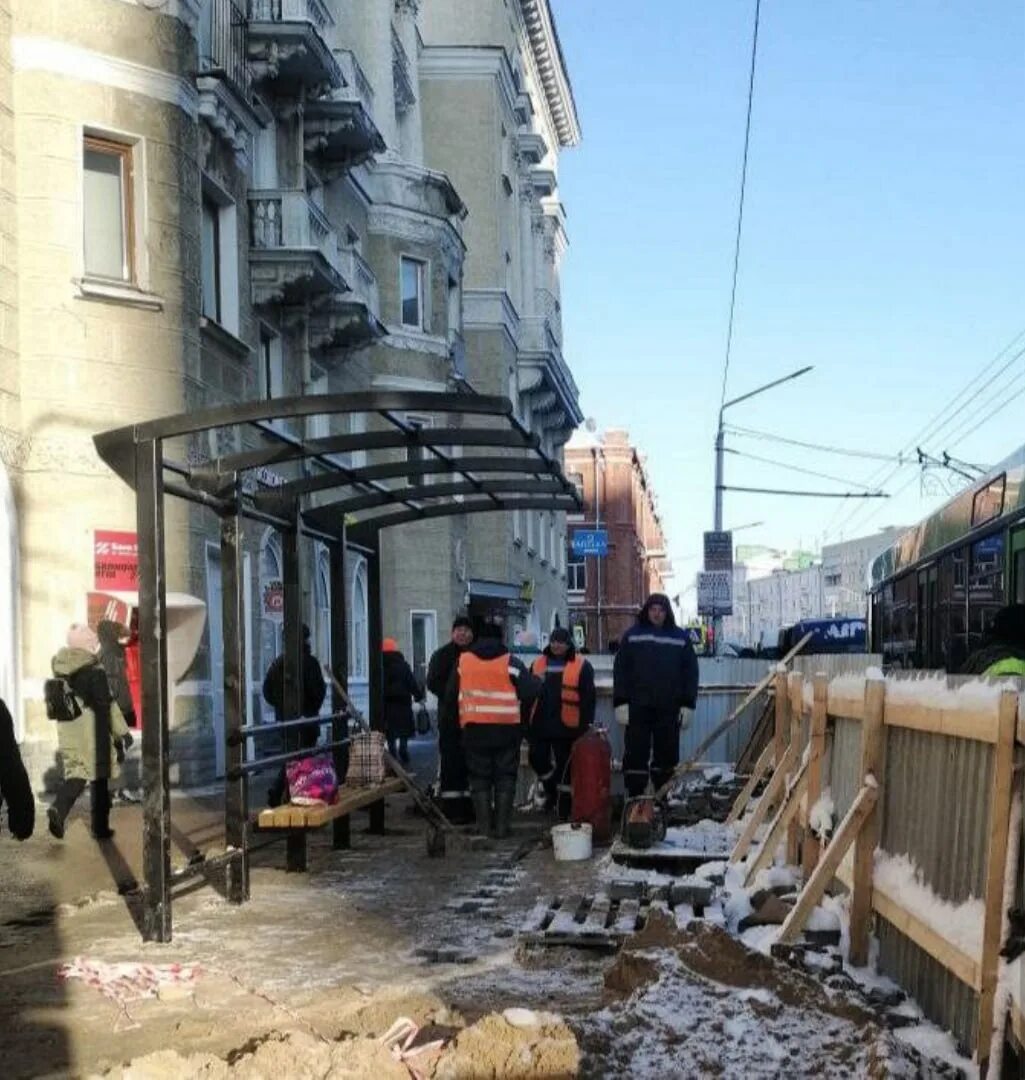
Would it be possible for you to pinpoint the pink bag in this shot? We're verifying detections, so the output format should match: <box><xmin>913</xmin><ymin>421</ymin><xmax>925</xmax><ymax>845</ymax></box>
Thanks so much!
<box><xmin>285</xmin><ymin>754</ymin><xmax>339</xmax><ymax>806</ymax></box>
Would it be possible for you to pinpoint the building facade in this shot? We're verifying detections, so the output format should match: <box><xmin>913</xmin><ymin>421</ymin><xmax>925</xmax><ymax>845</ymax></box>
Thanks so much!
<box><xmin>0</xmin><ymin>0</ymin><xmax>582</xmax><ymax>786</ymax></box>
<box><xmin>564</xmin><ymin>429</ymin><xmax>673</xmax><ymax>651</ymax></box>
<box><xmin>821</xmin><ymin>527</ymin><xmax>904</xmax><ymax>619</ymax></box>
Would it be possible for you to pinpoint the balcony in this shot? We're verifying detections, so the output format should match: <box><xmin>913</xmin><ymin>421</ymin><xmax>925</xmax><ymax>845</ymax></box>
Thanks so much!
<box><xmin>304</xmin><ymin>49</ymin><xmax>385</xmax><ymax>172</ymax></box>
<box><xmin>517</xmin><ymin>315</ymin><xmax>582</xmax><ymax>429</ymax></box>
<box><xmin>310</xmin><ymin>246</ymin><xmax>386</xmax><ymax>354</ymax></box>
<box><xmin>248</xmin><ymin>189</ymin><xmax>348</xmax><ymax>306</ymax></box>
<box><xmin>197</xmin><ymin>0</ymin><xmax>262</xmax><ymax>164</ymax></box>
<box><xmin>517</xmin><ymin>131</ymin><xmax>547</xmax><ymax>165</ymax></box>
<box><xmin>246</xmin><ymin>0</ymin><xmax>341</xmax><ymax>94</ymax></box>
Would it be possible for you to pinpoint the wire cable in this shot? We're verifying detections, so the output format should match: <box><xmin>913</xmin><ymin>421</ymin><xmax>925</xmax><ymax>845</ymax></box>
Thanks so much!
<box><xmin>723</xmin><ymin>447</ymin><xmax>885</xmax><ymax>491</ymax></box>
<box><xmin>723</xmin><ymin>425</ymin><xmax>905</xmax><ymax>463</ymax></box>
<box><xmin>717</xmin><ymin>0</ymin><xmax>763</xmax><ymax>414</ymax></box>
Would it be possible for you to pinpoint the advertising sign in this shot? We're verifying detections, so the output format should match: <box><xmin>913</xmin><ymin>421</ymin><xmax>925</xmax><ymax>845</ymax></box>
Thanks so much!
<box><xmin>703</xmin><ymin>530</ymin><xmax>734</xmax><ymax>572</ymax></box>
<box><xmin>263</xmin><ymin>580</ymin><xmax>284</xmax><ymax>618</ymax></box>
<box><xmin>697</xmin><ymin>570</ymin><xmax>733</xmax><ymax>616</ymax></box>
<box><xmin>571</xmin><ymin>529</ymin><xmax>609</xmax><ymax>558</ymax></box>
<box><xmin>94</xmin><ymin>530</ymin><xmax>139</xmax><ymax>591</ymax></box>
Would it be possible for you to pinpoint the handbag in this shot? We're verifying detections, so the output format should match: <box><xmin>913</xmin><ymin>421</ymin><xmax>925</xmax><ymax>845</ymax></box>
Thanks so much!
<box><xmin>415</xmin><ymin>703</ymin><xmax>431</xmax><ymax>736</ymax></box>
<box><xmin>345</xmin><ymin>731</ymin><xmax>388</xmax><ymax>786</ymax></box>
<box><xmin>286</xmin><ymin>753</ymin><xmax>339</xmax><ymax>805</ymax></box>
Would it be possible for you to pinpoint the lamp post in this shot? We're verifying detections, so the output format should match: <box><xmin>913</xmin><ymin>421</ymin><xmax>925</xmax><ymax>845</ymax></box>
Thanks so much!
<box><xmin>712</xmin><ymin>366</ymin><xmax>812</xmax><ymax>653</ymax></box>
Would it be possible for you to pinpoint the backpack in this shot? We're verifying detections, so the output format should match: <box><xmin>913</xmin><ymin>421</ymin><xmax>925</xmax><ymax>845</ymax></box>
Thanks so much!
<box><xmin>44</xmin><ymin>678</ymin><xmax>82</xmax><ymax>723</ymax></box>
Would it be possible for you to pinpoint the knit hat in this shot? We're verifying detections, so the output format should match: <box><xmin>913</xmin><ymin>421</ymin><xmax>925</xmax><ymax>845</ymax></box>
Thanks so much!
<box><xmin>452</xmin><ymin>615</ymin><xmax>473</xmax><ymax>632</ymax></box>
<box><xmin>67</xmin><ymin>623</ymin><xmax>99</xmax><ymax>654</ymax></box>
<box><xmin>549</xmin><ymin>627</ymin><xmax>572</xmax><ymax>646</ymax></box>
<box><xmin>382</xmin><ymin>637</ymin><xmax>399</xmax><ymax>653</ymax></box>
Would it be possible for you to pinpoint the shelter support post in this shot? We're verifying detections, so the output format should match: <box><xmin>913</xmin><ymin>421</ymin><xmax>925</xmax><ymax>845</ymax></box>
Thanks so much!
<box><xmin>221</xmin><ymin>493</ymin><xmax>249</xmax><ymax>903</ymax></box>
<box><xmin>136</xmin><ymin>438</ymin><xmax>172</xmax><ymax>943</ymax></box>
<box><xmin>363</xmin><ymin>530</ymin><xmax>384</xmax><ymax>734</ymax></box>
<box><xmin>329</xmin><ymin>539</ymin><xmax>350</xmax><ymax>849</ymax></box>
<box><xmin>282</xmin><ymin>504</ymin><xmax>307</xmax><ymax>872</ymax></box>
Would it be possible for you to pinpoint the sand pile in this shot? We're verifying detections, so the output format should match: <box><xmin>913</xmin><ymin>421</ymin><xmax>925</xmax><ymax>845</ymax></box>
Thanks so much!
<box><xmin>434</xmin><ymin>1009</ymin><xmax>579</xmax><ymax>1079</ymax></box>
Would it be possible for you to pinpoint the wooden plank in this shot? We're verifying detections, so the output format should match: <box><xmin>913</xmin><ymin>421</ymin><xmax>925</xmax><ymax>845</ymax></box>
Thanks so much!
<box><xmin>774</xmin><ymin>669</ymin><xmax>790</xmax><ymax>770</ymax></box>
<box><xmin>779</xmin><ymin>783</ymin><xmax>877</xmax><ymax>945</ymax></box>
<box><xmin>581</xmin><ymin>894</ymin><xmax>612</xmax><ymax>936</ymax></box>
<box><xmin>828</xmin><ymin>692</ymin><xmax>865</xmax><ymax>722</ymax></box>
<box><xmin>850</xmin><ymin>676</ymin><xmax>885</xmax><ymax>966</ymax></box>
<box><xmin>802</xmin><ymin>674</ymin><xmax>829</xmax><ymax>876</ymax></box>
<box><xmin>612</xmin><ymin>898</ymin><xmax>641</xmax><ymax>936</ymax></box>
<box><xmin>884</xmin><ymin>701</ymin><xmax>999</xmax><ymax>744</ymax></box>
<box><xmin>744</xmin><ymin>760</ymin><xmax>809</xmax><ymax>886</ymax></box>
<box><xmin>1010</xmin><ymin>1003</ymin><xmax>1025</xmax><ymax>1052</ymax></box>
<box><xmin>730</xmin><ymin>741</ymin><xmax>799</xmax><ymax>864</ymax></box>
<box><xmin>726</xmin><ymin>741</ymin><xmax>774</xmax><ymax>825</ymax></box>
<box><xmin>787</xmin><ymin>674</ymin><xmax>804</xmax><ymax>865</ymax></box>
<box><xmin>547</xmin><ymin>895</ymin><xmax>585</xmax><ymax>937</ymax></box>
<box><xmin>254</xmin><ymin>780</ymin><xmax>405</xmax><ymax>830</ymax></box>
<box><xmin>977</xmin><ymin>690</ymin><xmax>1017</xmax><ymax>1070</ymax></box>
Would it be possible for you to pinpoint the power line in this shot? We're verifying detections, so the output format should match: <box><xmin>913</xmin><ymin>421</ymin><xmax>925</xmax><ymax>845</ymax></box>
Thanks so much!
<box><xmin>720</xmin><ymin>485</ymin><xmax>888</xmax><ymax>499</ymax></box>
<box><xmin>717</xmin><ymin>0</ymin><xmax>763</xmax><ymax>414</ymax></box>
<box><xmin>723</xmin><ymin>425</ymin><xmax>905</xmax><ymax>463</ymax></box>
<box><xmin>723</xmin><ymin>447</ymin><xmax>886</xmax><ymax>491</ymax></box>
<box><xmin>948</xmin><ymin>383</ymin><xmax>1025</xmax><ymax>451</ymax></box>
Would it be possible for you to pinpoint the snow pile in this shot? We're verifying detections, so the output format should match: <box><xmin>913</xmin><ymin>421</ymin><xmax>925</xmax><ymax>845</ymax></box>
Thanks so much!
<box><xmin>873</xmin><ymin>851</ymin><xmax>984</xmax><ymax>957</ymax></box>
<box><xmin>808</xmin><ymin>788</ymin><xmax>835</xmax><ymax>840</ymax></box>
<box><xmin>886</xmin><ymin>671</ymin><xmax>1018</xmax><ymax>710</ymax></box>
<box><xmin>828</xmin><ymin>673</ymin><xmax>868</xmax><ymax>701</ymax></box>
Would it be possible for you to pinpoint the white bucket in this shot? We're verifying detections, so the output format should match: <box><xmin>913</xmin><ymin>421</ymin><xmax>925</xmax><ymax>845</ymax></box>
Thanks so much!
<box><xmin>551</xmin><ymin>822</ymin><xmax>593</xmax><ymax>861</ymax></box>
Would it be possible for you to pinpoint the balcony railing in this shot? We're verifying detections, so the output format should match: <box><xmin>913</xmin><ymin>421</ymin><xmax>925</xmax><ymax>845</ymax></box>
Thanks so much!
<box><xmin>335</xmin><ymin>49</ymin><xmax>375</xmax><ymax>111</ymax></box>
<box><xmin>248</xmin><ymin>0</ymin><xmax>332</xmax><ymax>32</ymax></box>
<box><xmin>249</xmin><ymin>189</ymin><xmax>340</xmax><ymax>272</ymax></box>
<box><xmin>200</xmin><ymin>0</ymin><xmax>251</xmax><ymax>100</ymax></box>
<box><xmin>336</xmin><ymin>244</ymin><xmax>380</xmax><ymax>319</ymax></box>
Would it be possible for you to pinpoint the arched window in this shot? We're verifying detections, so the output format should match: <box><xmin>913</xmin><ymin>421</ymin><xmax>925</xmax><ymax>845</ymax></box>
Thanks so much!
<box><xmin>349</xmin><ymin>556</ymin><xmax>368</xmax><ymax>680</ymax></box>
<box><xmin>259</xmin><ymin>530</ymin><xmax>284</xmax><ymax>690</ymax></box>
<box><xmin>0</xmin><ymin>459</ymin><xmax>19</xmax><ymax>736</ymax></box>
<box><xmin>313</xmin><ymin>544</ymin><xmax>331</xmax><ymax>679</ymax></box>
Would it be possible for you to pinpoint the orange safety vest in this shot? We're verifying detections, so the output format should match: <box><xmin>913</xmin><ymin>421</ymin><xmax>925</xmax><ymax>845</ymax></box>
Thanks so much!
<box><xmin>531</xmin><ymin>655</ymin><xmax>584</xmax><ymax>729</ymax></box>
<box><xmin>458</xmin><ymin>653</ymin><xmax>521</xmax><ymax>727</ymax></box>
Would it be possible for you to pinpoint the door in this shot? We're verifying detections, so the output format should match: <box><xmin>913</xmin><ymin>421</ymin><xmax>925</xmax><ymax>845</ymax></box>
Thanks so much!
<box><xmin>1012</xmin><ymin>526</ymin><xmax>1025</xmax><ymax>604</ymax></box>
<box><xmin>410</xmin><ymin>611</ymin><xmax>436</xmax><ymax>694</ymax></box>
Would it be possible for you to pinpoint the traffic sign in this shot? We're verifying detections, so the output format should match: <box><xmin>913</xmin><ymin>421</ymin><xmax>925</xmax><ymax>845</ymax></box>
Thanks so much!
<box><xmin>697</xmin><ymin>570</ymin><xmax>733</xmax><ymax>616</ymax></box>
<box><xmin>572</xmin><ymin>529</ymin><xmax>608</xmax><ymax>558</ymax></box>
<box><xmin>703</xmin><ymin>531</ymin><xmax>734</xmax><ymax>572</ymax></box>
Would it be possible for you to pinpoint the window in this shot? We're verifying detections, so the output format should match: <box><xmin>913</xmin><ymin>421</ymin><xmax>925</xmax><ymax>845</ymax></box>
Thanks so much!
<box><xmin>968</xmin><ymin>533</ymin><xmax>1005</xmax><ymax>656</ymax></box>
<box><xmin>259</xmin><ymin>532</ymin><xmax>284</xmax><ymax>721</ymax></box>
<box><xmin>201</xmin><ymin>193</ymin><xmax>221</xmax><ymax>322</ymax></box>
<box><xmin>567</xmin><ymin>546</ymin><xmax>586</xmax><ymax>592</ymax></box>
<box><xmin>83</xmin><ymin>136</ymin><xmax>134</xmax><ymax>282</ymax></box>
<box><xmin>539</xmin><ymin>512</ymin><xmax>548</xmax><ymax>563</ymax></box>
<box><xmin>550</xmin><ymin>517</ymin><xmax>558</xmax><ymax>569</ymax></box>
<box><xmin>405</xmin><ymin>413</ymin><xmax>432</xmax><ymax>486</ymax></box>
<box><xmin>825</xmin><ymin>573</ymin><xmax>842</xmax><ymax>587</ymax></box>
<box><xmin>349</xmin><ymin>558</ymin><xmax>369</xmax><ymax>680</ymax></box>
<box><xmin>972</xmin><ymin>475</ymin><xmax>1006</xmax><ymax>527</ymax></box>
<box><xmin>513</xmin><ymin>509</ymin><xmax>522</xmax><ymax>545</ymax></box>
<box><xmin>410</xmin><ymin>611</ymin><xmax>437</xmax><ymax>690</ymax></box>
<box><xmin>260</xmin><ymin>328</ymin><xmax>283</xmax><ymax>399</ymax></box>
<box><xmin>526</xmin><ymin>507</ymin><xmax>535</xmax><ymax>553</ymax></box>
<box><xmin>313</xmin><ymin>546</ymin><xmax>331</xmax><ymax>704</ymax></box>
<box><xmin>400</xmin><ymin>256</ymin><xmax>426</xmax><ymax>329</ymax></box>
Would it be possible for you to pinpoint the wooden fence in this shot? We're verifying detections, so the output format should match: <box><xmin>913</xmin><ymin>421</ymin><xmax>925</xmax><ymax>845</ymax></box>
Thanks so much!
<box><xmin>728</xmin><ymin>669</ymin><xmax>1023</xmax><ymax>1074</ymax></box>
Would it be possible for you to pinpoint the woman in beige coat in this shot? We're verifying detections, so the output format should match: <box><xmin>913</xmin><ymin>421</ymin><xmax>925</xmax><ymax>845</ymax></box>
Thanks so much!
<box><xmin>47</xmin><ymin>624</ymin><xmax>131</xmax><ymax>841</ymax></box>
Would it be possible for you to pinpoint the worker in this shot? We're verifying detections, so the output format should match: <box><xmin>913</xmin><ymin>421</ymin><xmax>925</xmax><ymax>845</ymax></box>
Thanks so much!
<box><xmin>613</xmin><ymin>593</ymin><xmax>699</xmax><ymax>797</ymax></box>
<box><xmin>443</xmin><ymin>620</ymin><xmax>540</xmax><ymax>838</ymax></box>
<box><xmin>426</xmin><ymin>616</ymin><xmax>475</xmax><ymax>823</ymax></box>
<box><xmin>961</xmin><ymin>604</ymin><xmax>1025</xmax><ymax>678</ymax></box>
<box><xmin>528</xmin><ymin>627</ymin><xmax>596</xmax><ymax>819</ymax></box>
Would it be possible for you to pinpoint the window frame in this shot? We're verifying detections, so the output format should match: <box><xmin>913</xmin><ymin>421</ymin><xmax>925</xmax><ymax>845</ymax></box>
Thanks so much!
<box><xmin>83</xmin><ymin>134</ymin><xmax>136</xmax><ymax>285</ymax></box>
<box><xmin>971</xmin><ymin>474</ymin><xmax>1006</xmax><ymax>528</ymax></box>
<box><xmin>201</xmin><ymin>191</ymin><xmax>221</xmax><ymax>324</ymax></box>
<box><xmin>400</xmin><ymin>255</ymin><xmax>427</xmax><ymax>331</ymax></box>
<box><xmin>567</xmin><ymin>544</ymin><xmax>586</xmax><ymax>593</ymax></box>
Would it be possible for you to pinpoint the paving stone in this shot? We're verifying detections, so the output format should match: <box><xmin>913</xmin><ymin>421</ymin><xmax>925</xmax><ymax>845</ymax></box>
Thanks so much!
<box><xmin>608</xmin><ymin>880</ymin><xmax>644</xmax><ymax>901</ymax></box>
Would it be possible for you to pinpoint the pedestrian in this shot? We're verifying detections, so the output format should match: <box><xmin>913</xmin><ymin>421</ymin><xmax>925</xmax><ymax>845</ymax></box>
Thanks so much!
<box><xmin>444</xmin><ymin>620</ymin><xmax>540</xmax><ymax>838</ymax></box>
<box><xmin>382</xmin><ymin>638</ymin><xmax>424</xmax><ymax>765</ymax></box>
<box><xmin>528</xmin><ymin>627</ymin><xmax>595</xmax><ymax>819</ymax></box>
<box><xmin>961</xmin><ymin>604</ymin><xmax>1025</xmax><ymax>678</ymax></box>
<box><xmin>263</xmin><ymin>624</ymin><xmax>327</xmax><ymax>807</ymax></box>
<box><xmin>46</xmin><ymin>623</ymin><xmax>132</xmax><ymax>840</ymax></box>
<box><xmin>613</xmin><ymin>593</ymin><xmax>699</xmax><ymax>797</ymax></box>
<box><xmin>0</xmin><ymin>696</ymin><xmax>34</xmax><ymax>841</ymax></box>
<box><xmin>96</xmin><ymin>620</ymin><xmax>137</xmax><ymax>729</ymax></box>
<box><xmin>426</xmin><ymin>615</ymin><xmax>475</xmax><ymax>822</ymax></box>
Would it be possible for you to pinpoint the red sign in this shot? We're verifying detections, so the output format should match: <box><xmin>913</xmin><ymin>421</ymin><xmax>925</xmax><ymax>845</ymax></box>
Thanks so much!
<box><xmin>263</xmin><ymin>581</ymin><xmax>284</xmax><ymax>617</ymax></box>
<box><xmin>94</xmin><ymin>530</ymin><xmax>139</xmax><ymax>591</ymax></box>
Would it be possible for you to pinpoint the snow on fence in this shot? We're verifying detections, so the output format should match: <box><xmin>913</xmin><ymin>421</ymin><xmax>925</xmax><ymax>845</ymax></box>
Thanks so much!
<box><xmin>761</xmin><ymin>668</ymin><xmax>1024</xmax><ymax>1070</ymax></box>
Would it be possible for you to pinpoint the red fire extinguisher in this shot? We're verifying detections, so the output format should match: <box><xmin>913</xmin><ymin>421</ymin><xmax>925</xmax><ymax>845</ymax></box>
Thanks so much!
<box><xmin>570</xmin><ymin>729</ymin><xmax>612</xmax><ymax>846</ymax></box>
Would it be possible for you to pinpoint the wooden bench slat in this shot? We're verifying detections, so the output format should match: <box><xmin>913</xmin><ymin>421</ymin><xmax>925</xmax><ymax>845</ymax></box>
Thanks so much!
<box><xmin>254</xmin><ymin>779</ymin><xmax>406</xmax><ymax>830</ymax></box>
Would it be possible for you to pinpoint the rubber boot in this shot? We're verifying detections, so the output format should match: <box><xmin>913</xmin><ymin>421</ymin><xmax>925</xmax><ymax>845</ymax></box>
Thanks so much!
<box><xmin>471</xmin><ymin>790</ymin><xmax>493</xmax><ymax>837</ymax></box>
<box><xmin>493</xmin><ymin>785</ymin><xmax>516</xmax><ymax>840</ymax></box>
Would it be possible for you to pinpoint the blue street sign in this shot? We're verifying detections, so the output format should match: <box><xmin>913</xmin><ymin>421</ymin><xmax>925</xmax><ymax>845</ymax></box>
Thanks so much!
<box><xmin>572</xmin><ymin>529</ymin><xmax>608</xmax><ymax>557</ymax></box>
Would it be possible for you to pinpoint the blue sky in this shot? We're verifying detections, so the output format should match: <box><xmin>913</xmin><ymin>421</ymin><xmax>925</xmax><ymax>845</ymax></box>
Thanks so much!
<box><xmin>552</xmin><ymin>1</ymin><xmax>1025</xmax><ymax>608</ymax></box>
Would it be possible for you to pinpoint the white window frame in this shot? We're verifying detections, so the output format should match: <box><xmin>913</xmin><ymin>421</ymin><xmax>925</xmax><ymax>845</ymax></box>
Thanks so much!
<box><xmin>312</xmin><ymin>544</ymin><xmax>331</xmax><ymax>715</ymax></box>
<box><xmin>567</xmin><ymin>545</ymin><xmax>586</xmax><ymax>594</ymax></box>
<box><xmin>200</xmin><ymin>175</ymin><xmax>240</xmax><ymax>335</ymax></box>
<box><xmin>400</xmin><ymin>254</ymin><xmax>428</xmax><ymax>331</ymax></box>
<box><xmin>409</xmin><ymin>609</ymin><xmax>437</xmax><ymax>694</ymax></box>
<box><xmin>349</xmin><ymin>557</ymin><xmax>369</xmax><ymax>681</ymax></box>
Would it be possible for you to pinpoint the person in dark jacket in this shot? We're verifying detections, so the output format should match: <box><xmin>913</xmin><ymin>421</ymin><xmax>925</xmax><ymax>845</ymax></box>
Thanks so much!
<box><xmin>613</xmin><ymin>593</ymin><xmax>699</xmax><ymax>797</ymax></box>
<box><xmin>528</xmin><ymin>627</ymin><xmax>595</xmax><ymax>819</ymax></box>
<box><xmin>382</xmin><ymin>638</ymin><xmax>424</xmax><ymax>764</ymax></box>
<box><xmin>961</xmin><ymin>604</ymin><xmax>1025</xmax><ymax>678</ymax></box>
<box><xmin>443</xmin><ymin>620</ymin><xmax>541</xmax><ymax>838</ymax></box>
<box><xmin>96</xmin><ymin>620</ymin><xmax>136</xmax><ymax>728</ymax></box>
<box><xmin>426</xmin><ymin>616</ymin><xmax>475</xmax><ymax>822</ymax></box>
<box><xmin>263</xmin><ymin>624</ymin><xmax>327</xmax><ymax>807</ymax></box>
<box><xmin>0</xmin><ymin>696</ymin><xmax>34</xmax><ymax>840</ymax></box>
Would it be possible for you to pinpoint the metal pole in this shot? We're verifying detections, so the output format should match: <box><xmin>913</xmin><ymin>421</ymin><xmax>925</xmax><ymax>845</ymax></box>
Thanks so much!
<box><xmin>135</xmin><ymin>438</ymin><xmax>172</xmax><ymax>943</ymax></box>
<box><xmin>594</xmin><ymin>446</ymin><xmax>603</xmax><ymax>651</ymax></box>
<box><xmin>220</xmin><ymin>487</ymin><xmax>249</xmax><ymax>904</ymax></box>
<box><xmin>281</xmin><ymin>507</ymin><xmax>306</xmax><ymax>873</ymax></box>
<box><xmin>365</xmin><ymin>530</ymin><xmax>384</xmax><ymax>733</ymax></box>
<box><xmin>712</xmin><ymin>414</ymin><xmax>725</xmax><ymax>655</ymax></box>
<box><xmin>329</xmin><ymin>538</ymin><xmax>350</xmax><ymax>849</ymax></box>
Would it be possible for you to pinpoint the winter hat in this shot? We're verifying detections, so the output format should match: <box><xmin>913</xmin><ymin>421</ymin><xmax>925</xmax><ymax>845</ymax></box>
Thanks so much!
<box><xmin>382</xmin><ymin>637</ymin><xmax>399</xmax><ymax>653</ymax></box>
<box><xmin>549</xmin><ymin>627</ymin><xmax>572</xmax><ymax>646</ymax></box>
<box><xmin>67</xmin><ymin>623</ymin><xmax>99</xmax><ymax>654</ymax></box>
<box><xmin>451</xmin><ymin>615</ymin><xmax>473</xmax><ymax>632</ymax></box>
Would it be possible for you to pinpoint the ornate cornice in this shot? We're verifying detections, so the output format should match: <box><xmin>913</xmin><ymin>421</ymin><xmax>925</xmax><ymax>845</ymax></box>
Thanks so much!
<box><xmin>517</xmin><ymin>0</ymin><xmax>581</xmax><ymax>148</ymax></box>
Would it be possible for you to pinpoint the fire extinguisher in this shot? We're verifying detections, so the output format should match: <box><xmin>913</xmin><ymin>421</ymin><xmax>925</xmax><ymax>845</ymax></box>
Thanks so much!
<box><xmin>569</xmin><ymin>728</ymin><xmax>612</xmax><ymax>846</ymax></box>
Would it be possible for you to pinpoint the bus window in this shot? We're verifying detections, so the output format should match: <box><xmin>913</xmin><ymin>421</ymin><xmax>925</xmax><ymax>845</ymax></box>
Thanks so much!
<box><xmin>894</xmin><ymin>573</ymin><xmax>915</xmax><ymax>667</ymax></box>
<box><xmin>967</xmin><ymin>533</ymin><xmax>1005</xmax><ymax>657</ymax></box>
<box><xmin>941</xmin><ymin>547</ymin><xmax>969</xmax><ymax>672</ymax></box>
<box><xmin>1013</xmin><ymin>527</ymin><xmax>1025</xmax><ymax>604</ymax></box>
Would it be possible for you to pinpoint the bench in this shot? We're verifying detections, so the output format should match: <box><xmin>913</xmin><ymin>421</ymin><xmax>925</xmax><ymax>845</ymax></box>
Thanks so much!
<box><xmin>254</xmin><ymin>778</ymin><xmax>406</xmax><ymax>872</ymax></box>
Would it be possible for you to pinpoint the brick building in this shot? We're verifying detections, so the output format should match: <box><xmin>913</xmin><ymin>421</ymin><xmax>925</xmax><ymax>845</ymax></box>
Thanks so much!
<box><xmin>564</xmin><ymin>428</ymin><xmax>673</xmax><ymax>651</ymax></box>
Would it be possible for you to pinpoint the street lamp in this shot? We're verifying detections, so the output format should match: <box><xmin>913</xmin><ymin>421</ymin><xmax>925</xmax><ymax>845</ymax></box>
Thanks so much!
<box><xmin>712</xmin><ymin>366</ymin><xmax>813</xmax><ymax>653</ymax></box>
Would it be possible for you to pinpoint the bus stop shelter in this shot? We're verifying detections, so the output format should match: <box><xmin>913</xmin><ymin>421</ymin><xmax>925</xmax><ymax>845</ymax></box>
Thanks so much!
<box><xmin>94</xmin><ymin>391</ymin><xmax>581</xmax><ymax>942</ymax></box>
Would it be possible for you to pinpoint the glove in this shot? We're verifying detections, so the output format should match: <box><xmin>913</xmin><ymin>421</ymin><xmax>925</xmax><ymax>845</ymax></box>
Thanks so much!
<box><xmin>615</xmin><ymin>704</ymin><xmax>629</xmax><ymax>726</ymax></box>
<box><xmin>121</xmin><ymin>731</ymin><xmax>135</xmax><ymax>752</ymax></box>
